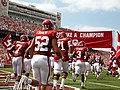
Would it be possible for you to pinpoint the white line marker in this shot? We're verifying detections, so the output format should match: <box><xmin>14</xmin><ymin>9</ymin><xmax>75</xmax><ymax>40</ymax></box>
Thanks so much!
<box><xmin>88</xmin><ymin>82</ymin><xmax>120</xmax><ymax>89</ymax></box>
<box><xmin>67</xmin><ymin>78</ymin><xmax>120</xmax><ymax>89</ymax></box>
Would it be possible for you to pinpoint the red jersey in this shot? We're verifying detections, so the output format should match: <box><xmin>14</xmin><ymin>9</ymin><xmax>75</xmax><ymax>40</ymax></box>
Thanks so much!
<box><xmin>54</xmin><ymin>37</ymin><xmax>70</xmax><ymax>62</ymax></box>
<box><xmin>74</xmin><ymin>46</ymin><xmax>88</xmax><ymax>62</ymax></box>
<box><xmin>33</xmin><ymin>30</ymin><xmax>57</xmax><ymax>56</ymax></box>
<box><xmin>12</xmin><ymin>41</ymin><xmax>28</xmax><ymax>57</ymax></box>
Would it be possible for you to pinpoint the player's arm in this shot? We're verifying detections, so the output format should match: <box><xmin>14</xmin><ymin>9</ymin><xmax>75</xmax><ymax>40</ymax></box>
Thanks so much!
<box><xmin>68</xmin><ymin>41</ymin><xmax>74</xmax><ymax>60</ymax></box>
<box><xmin>84</xmin><ymin>48</ymin><xmax>89</xmax><ymax>60</ymax></box>
<box><xmin>72</xmin><ymin>48</ymin><xmax>76</xmax><ymax>59</ymax></box>
<box><xmin>25</xmin><ymin>38</ymin><xmax>35</xmax><ymax>58</ymax></box>
<box><xmin>52</xmin><ymin>38</ymin><xmax>62</xmax><ymax>59</ymax></box>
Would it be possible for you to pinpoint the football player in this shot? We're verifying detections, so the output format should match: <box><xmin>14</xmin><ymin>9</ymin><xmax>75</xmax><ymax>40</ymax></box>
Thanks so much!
<box><xmin>107</xmin><ymin>51</ymin><xmax>113</xmax><ymax>75</ymax></box>
<box><xmin>84</xmin><ymin>51</ymin><xmax>91</xmax><ymax>81</ymax></box>
<box><xmin>116</xmin><ymin>56</ymin><xmax>120</xmax><ymax>79</ymax></box>
<box><xmin>23</xmin><ymin>39</ymin><xmax>33</xmax><ymax>77</ymax></box>
<box><xmin>5</xmin><ymin>34</ymin><xmax>29</xmax><ymax>90</ymax></box>
<box><xmin>93</xmin><ymin>52</ymin><xmax>102</xmax><ymax>79</ymax></box>
<box><xmin>20</xmin><ymin>19</ymin><xmax>62</xmax><ymax>90</ymax></box>
<box><xmin>53</xmin><ymin>32</ymin><xmax>73</xmax><ymax>90</ymax></box>
<box><xmin>72</xmin><ymin>41</ymin><xmax>88</xmax><ymax>89</ymax></box>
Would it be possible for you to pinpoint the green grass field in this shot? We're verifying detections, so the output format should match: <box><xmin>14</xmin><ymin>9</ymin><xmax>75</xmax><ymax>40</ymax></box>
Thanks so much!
<box><xmin>0</xmin><ymin>68</ymin><xmax>120</xmax><ymax>90</ymax></box>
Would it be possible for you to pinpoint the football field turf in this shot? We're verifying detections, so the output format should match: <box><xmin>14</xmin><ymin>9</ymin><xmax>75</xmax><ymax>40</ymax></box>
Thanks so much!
<box><xmin>0</xmin><ymin>68</ymin><xmax>120</xmax><ymax>90</ymax></box>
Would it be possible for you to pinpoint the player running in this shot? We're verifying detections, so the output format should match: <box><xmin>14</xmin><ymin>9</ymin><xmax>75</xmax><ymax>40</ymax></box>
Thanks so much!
<box><xmin>52</xmin><ymin>32</ymin><xmax>73</xmax><ymax>90</ymax></box>
<box><xmin>5</xmin><ymin>34</ymin><xmax>29</xmax><ymax>90</ymax></box>
<box><xmin>72</xmin><ymin>41</ymin><xmax>88</xmax><ymax>89</ymax></box>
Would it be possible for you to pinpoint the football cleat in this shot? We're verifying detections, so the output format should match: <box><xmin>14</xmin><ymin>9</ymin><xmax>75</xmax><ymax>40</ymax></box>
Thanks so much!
<box><xmin>60</xmin><ymin>86</ymin><xmax>64</xmax><ymax>90</ymax></box>
<box><xmin>81</xmin><ymin>82</ymin><xmax>85</xmax><ymax>89</ymax></box>
<box><xmin>72</xmin><ymin>74</ymin><xmax>78</xmax><ymax>82</ymax></box>
<box><xmin>72</xmin><ymin>74</ymin><xmax>76</xmax><ymax>82</ymax></box>
<box><xmin>17</xmin><ymin>75</ymin><xmax>29</xmax><ymax>90</ymax></box>
<box><xmin>13</xmin><ymin>81</ymin><xmax>19</xmax><ymax>90</ymax></box>
<box><xmin>5</xmin><ymin>75</ymin><xmax>11</xmax><ymax>85</ymax></box>
<box><xmin>52</xmin><ymin>86</ymin><xmax>57</xmax><ymax>90</ymax></box>
<box><xmin>118</xmin><ymin>77</ymin><xmax>120</xmax><ymax>79</ymax></box>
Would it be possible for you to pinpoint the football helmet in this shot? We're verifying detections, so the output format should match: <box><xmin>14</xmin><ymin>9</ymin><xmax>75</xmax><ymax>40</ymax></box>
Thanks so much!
<box><xmin>60</xmin><ymin>32</ymin><xmax>67</xmax><ymax>38</ymax></box>
<box><xmin>77</xmin><ymin>41</ymin><xmax>86</xmax><ymax>47</ymax></box>
<box><xmin>42</xmin><ymin>19</ymin><xmax>53</xmax><ymax>30</ymax></box>
<box><xmin>20</xmin><ymin>35</ymin><xmax>28</xmax><ymax>42</ymax></box>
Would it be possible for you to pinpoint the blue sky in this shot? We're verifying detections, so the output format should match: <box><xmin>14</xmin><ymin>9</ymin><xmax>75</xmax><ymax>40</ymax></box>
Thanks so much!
<box><xmin>10</xmin><ymin>0</ymin><xmax>120</xmax><ymax>31</ymax></box>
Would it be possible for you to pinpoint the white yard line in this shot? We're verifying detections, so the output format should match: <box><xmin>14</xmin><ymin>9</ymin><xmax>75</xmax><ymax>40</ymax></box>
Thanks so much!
<box><xmin>88</xmin><ymin>82</ymin><xmax>120</xmax><ymax>89</ymax></box>
<box><xmin>67</xmin><ymin>78</ymin><xmax>120</xmax><ymax>89</ymax></box>
<box><xmin>58</xmin><ymin>83</ymin><xmax>80</xmax><ymax>90</ymax></box>
<box><xmin>0</xmin><ymin>70</ymin><xmax>11</xmax><ymax>73</ymax></box>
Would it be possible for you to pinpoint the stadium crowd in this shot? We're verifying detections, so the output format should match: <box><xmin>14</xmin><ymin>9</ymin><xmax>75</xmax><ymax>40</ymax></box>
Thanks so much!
<box><xmin>0</xmin><ymin>16</ymin><xmax>42</xmax><ymax>35</ymax></box>
<box><xmin>0</xmin><ymin>39</ymin><xmax>6</xmax><ymax>66</ymax></box>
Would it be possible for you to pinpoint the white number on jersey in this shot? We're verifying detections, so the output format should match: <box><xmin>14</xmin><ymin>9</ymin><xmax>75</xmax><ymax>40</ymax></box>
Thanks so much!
<box><xmin>57</xmin><ymin>41</ymin><xmax>65</xmax><ymax>50</ymax></box>
<box><xmin>35</xmin><ymin>36</ymin><xmax>49</xmax><ymax>51</ymax></box>
<box><xmin>76</xmin><ymin>51</ymin><xmax>82</xmax><ymax>58</ymax></box>
<box><xmin>14</xmin><ymin>44</ymin><xmax>22</xmax><ymax>54</ymax></box>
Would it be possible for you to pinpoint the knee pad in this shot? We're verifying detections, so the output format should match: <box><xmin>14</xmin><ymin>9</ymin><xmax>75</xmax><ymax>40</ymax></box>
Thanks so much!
<box><xmin>62</xmin><ymin>72</ymin><xmax>68</xmax><ymax>79</ymax></box>
<box><xmin>53</xmin><ymin>73</ymin><xmax>60</xmax><ymax>80</ymax></box>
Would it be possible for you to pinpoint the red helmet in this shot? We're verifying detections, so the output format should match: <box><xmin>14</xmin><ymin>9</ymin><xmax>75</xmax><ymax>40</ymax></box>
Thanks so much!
<box><xmin>20</xmin><ymin>35</ymin><xmax>28</xmax><ymax>42</ymax></box>
<box><xmin>77</xmin><ymin>41</ymin><xmax>86</xmax><ymax>47</ymax></box>
<box><xmin>42</xmin><ymin>19</ymin><xmax>53</xmax><ymax>30</ymax></box>
<box><xmin>60</xmin><ymin>32</ymin><xmax>67</xmax><ymax>38</ymax></box>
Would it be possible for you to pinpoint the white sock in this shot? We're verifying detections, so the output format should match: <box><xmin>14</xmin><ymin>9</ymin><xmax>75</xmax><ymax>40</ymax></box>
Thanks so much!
<box><xmin>53</xmin><ymin>80</ymin><xmax>58</xmax><ymax>87</ymax></box>
<box><xmin>13</xmin><ymin>81</ymin><xmax>19</xmax><ymax>89</ymax></box>
<box><xmin>86</xmin><ymin>71</ymin><xmax>89</xmax><ymax>76</ymax></box>
<box><xmin>60</xmin><ymin>78</ymin><xmax>66</xmax><ymax>88</ymax></box>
